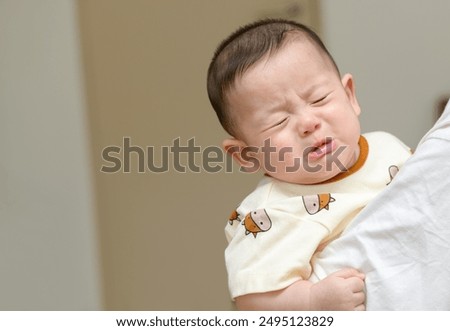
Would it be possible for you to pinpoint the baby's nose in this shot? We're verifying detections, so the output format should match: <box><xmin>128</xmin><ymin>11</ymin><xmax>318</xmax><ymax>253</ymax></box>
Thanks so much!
<box><xmin>298</xmin><ymin>113</ymin><xmax>321</xmax><ymax>136</ymax></box>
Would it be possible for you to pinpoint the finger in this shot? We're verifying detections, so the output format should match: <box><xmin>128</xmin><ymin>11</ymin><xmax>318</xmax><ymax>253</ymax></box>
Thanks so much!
<box><xmin>331</xmin><ymin>268</ymin><xmax>365</xmax><ymax>280</ymax></box>
<box><xmin>352</xmin><ymin>291</ymin><xmax>366</xmax><ymax>305</ymax></box>
<box><xmin>354</xmin><ymin>304</ymin><xmax>366</xmax><ymax>311</ymax></box>
<box><xmin>345</xmin><ymin>277</ymin><xmax>366</xmax><ymax>292</ymax></box>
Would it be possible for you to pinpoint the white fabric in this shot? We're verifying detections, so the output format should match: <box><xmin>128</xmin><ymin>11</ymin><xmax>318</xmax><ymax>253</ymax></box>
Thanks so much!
<box><xmin>311</xmin><ymin>101</ymin><xmax>450</xmax><ymax>310</ymax></box>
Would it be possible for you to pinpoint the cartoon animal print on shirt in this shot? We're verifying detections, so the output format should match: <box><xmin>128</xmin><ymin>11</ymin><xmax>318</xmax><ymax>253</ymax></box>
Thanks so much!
<box><xmin>228</xmin><ymin>209</ymin><xmax>240</xmax><ymax>225</ymax></box>
<box><xmin>302</xmin><ymin>194</ymin><xmax>336</xmax><ymax>215</ymax></box>
<box><xmin>243</xmin><ymin>209</ymin><xmax>272</xmax><ymax>238</ymax></box>
<box><xmin>387</xmin><ymin>165</ymin><xmax>399</xmax><ymax>185</ymax></box>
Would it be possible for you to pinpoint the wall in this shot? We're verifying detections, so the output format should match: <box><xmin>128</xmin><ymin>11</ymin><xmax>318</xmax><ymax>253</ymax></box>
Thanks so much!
<box><xmin>321</xmin><ymin>0</ymin><xmax>450</xmax><ymax>148</ymax></box>
<box><xmin>0</xmin><ymin>0</ymin><xmax>101</xmax><ymax>309</ymax></box>
<box><xmin>77</xmin><ymin>0</ymin><xmax>320</xmax><ymax>310</ymax></box>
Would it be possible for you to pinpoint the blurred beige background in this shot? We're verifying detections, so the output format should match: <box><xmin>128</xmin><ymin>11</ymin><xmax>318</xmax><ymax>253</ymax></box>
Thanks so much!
<box><xmin>1</xmin><ymin>0</ymin><xmax>449</xmax><ymax>310</ymax></box>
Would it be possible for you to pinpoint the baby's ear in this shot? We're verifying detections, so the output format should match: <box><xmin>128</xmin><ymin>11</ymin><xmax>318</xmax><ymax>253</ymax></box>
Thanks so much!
<box><xmin>341</xmin><ymin>73</ymin><xmax>362</xmax><ymax>116</ymax></box>
<box><xmin>222</xmin><ymin>138</ymin><xmax>260</xmax><ymax>172</ymax></box>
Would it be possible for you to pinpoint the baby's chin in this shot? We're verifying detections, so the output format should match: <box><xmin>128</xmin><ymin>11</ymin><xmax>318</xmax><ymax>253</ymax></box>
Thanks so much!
<box><xmin>264</xmin><ymin>145</ymin><xmax>360</xmax><ymax>184</ymax></box>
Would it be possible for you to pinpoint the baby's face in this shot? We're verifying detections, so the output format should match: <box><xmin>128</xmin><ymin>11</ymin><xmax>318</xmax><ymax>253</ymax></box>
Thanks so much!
<box><xmin>226</xmin><ymin>39</ymin><xmax>362</xmax><ymax>184</ymax></box>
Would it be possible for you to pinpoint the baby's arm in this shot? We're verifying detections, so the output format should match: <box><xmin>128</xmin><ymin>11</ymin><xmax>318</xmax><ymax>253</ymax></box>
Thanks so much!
<box><xmin>235</xmin><ymin>268</ymin><xmax>365</xmax><ymax>311</ymax></box>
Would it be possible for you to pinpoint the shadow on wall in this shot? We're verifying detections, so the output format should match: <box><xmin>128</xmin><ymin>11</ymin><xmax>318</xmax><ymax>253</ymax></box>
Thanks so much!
<box><xmin>437</xmin><ymin>96</ymin><xmax>450</xmax><ymax>120</ymax></box>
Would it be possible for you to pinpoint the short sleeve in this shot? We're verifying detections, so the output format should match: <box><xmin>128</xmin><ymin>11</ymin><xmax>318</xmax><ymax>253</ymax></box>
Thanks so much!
<box><xmin>225</xmin><ymin>198</ymin><xmax>330</xmax><ymax>299</ymax></box>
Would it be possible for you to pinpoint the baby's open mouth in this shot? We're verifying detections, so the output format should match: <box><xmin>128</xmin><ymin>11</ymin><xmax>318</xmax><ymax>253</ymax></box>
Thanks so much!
<box><xmin>307</xmin><ymin>138</ymin><xmax>335</xmax><ymax>161</ymax></box>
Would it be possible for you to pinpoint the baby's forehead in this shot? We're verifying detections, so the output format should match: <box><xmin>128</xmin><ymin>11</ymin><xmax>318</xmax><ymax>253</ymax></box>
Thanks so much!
<box><xmin>238</xmin><ymin>37</ymin><xmax>333</xmax><ymax>82</ymax></box>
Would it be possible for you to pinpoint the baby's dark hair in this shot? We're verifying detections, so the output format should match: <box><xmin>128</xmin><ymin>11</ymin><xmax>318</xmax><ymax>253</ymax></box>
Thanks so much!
<box><xmin>206</xmin><ymin>18</ymin><xmax>339</xmax><ymax>137</ymax></box>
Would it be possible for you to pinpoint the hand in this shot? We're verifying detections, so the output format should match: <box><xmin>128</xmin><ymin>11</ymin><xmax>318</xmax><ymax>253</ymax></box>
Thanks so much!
<box><xmin>309</xmin><ymin>268</ymin><xmax>366</xmax><ymax>311</ymax></box>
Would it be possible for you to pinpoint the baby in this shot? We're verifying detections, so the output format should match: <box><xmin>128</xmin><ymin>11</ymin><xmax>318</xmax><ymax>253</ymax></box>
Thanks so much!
<box><xmin>206</xmin><ymin>19</ymin><xmax>411</xmax><ymax>310</ymax></box>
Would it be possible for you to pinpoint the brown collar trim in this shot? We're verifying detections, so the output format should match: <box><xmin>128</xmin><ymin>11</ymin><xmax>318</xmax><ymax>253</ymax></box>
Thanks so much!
<box><xmin>319</xmin><ymin>135</ymin><xmax>369</xmax><ymax>184</ymax></box>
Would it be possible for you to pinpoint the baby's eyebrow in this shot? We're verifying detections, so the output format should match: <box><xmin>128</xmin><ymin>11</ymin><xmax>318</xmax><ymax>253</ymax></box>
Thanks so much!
<box><xmin>257</xmin><ymin>110</ymin><xmax>288</xmax><ymax>133</ymax></box>
<box><xmin>263</xmin><ymin>102</ymin><xmax>286</xmax><ymax>114</ymax></box>
<box><xmin>300</xmin><ymin>82</ymin><xmax>323</xmax><ymax>98</ymax></box>
<box><xmin>299</xmin><ymin>75</ymin><xmax>331</xmax><ymax>98</ymax></box>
